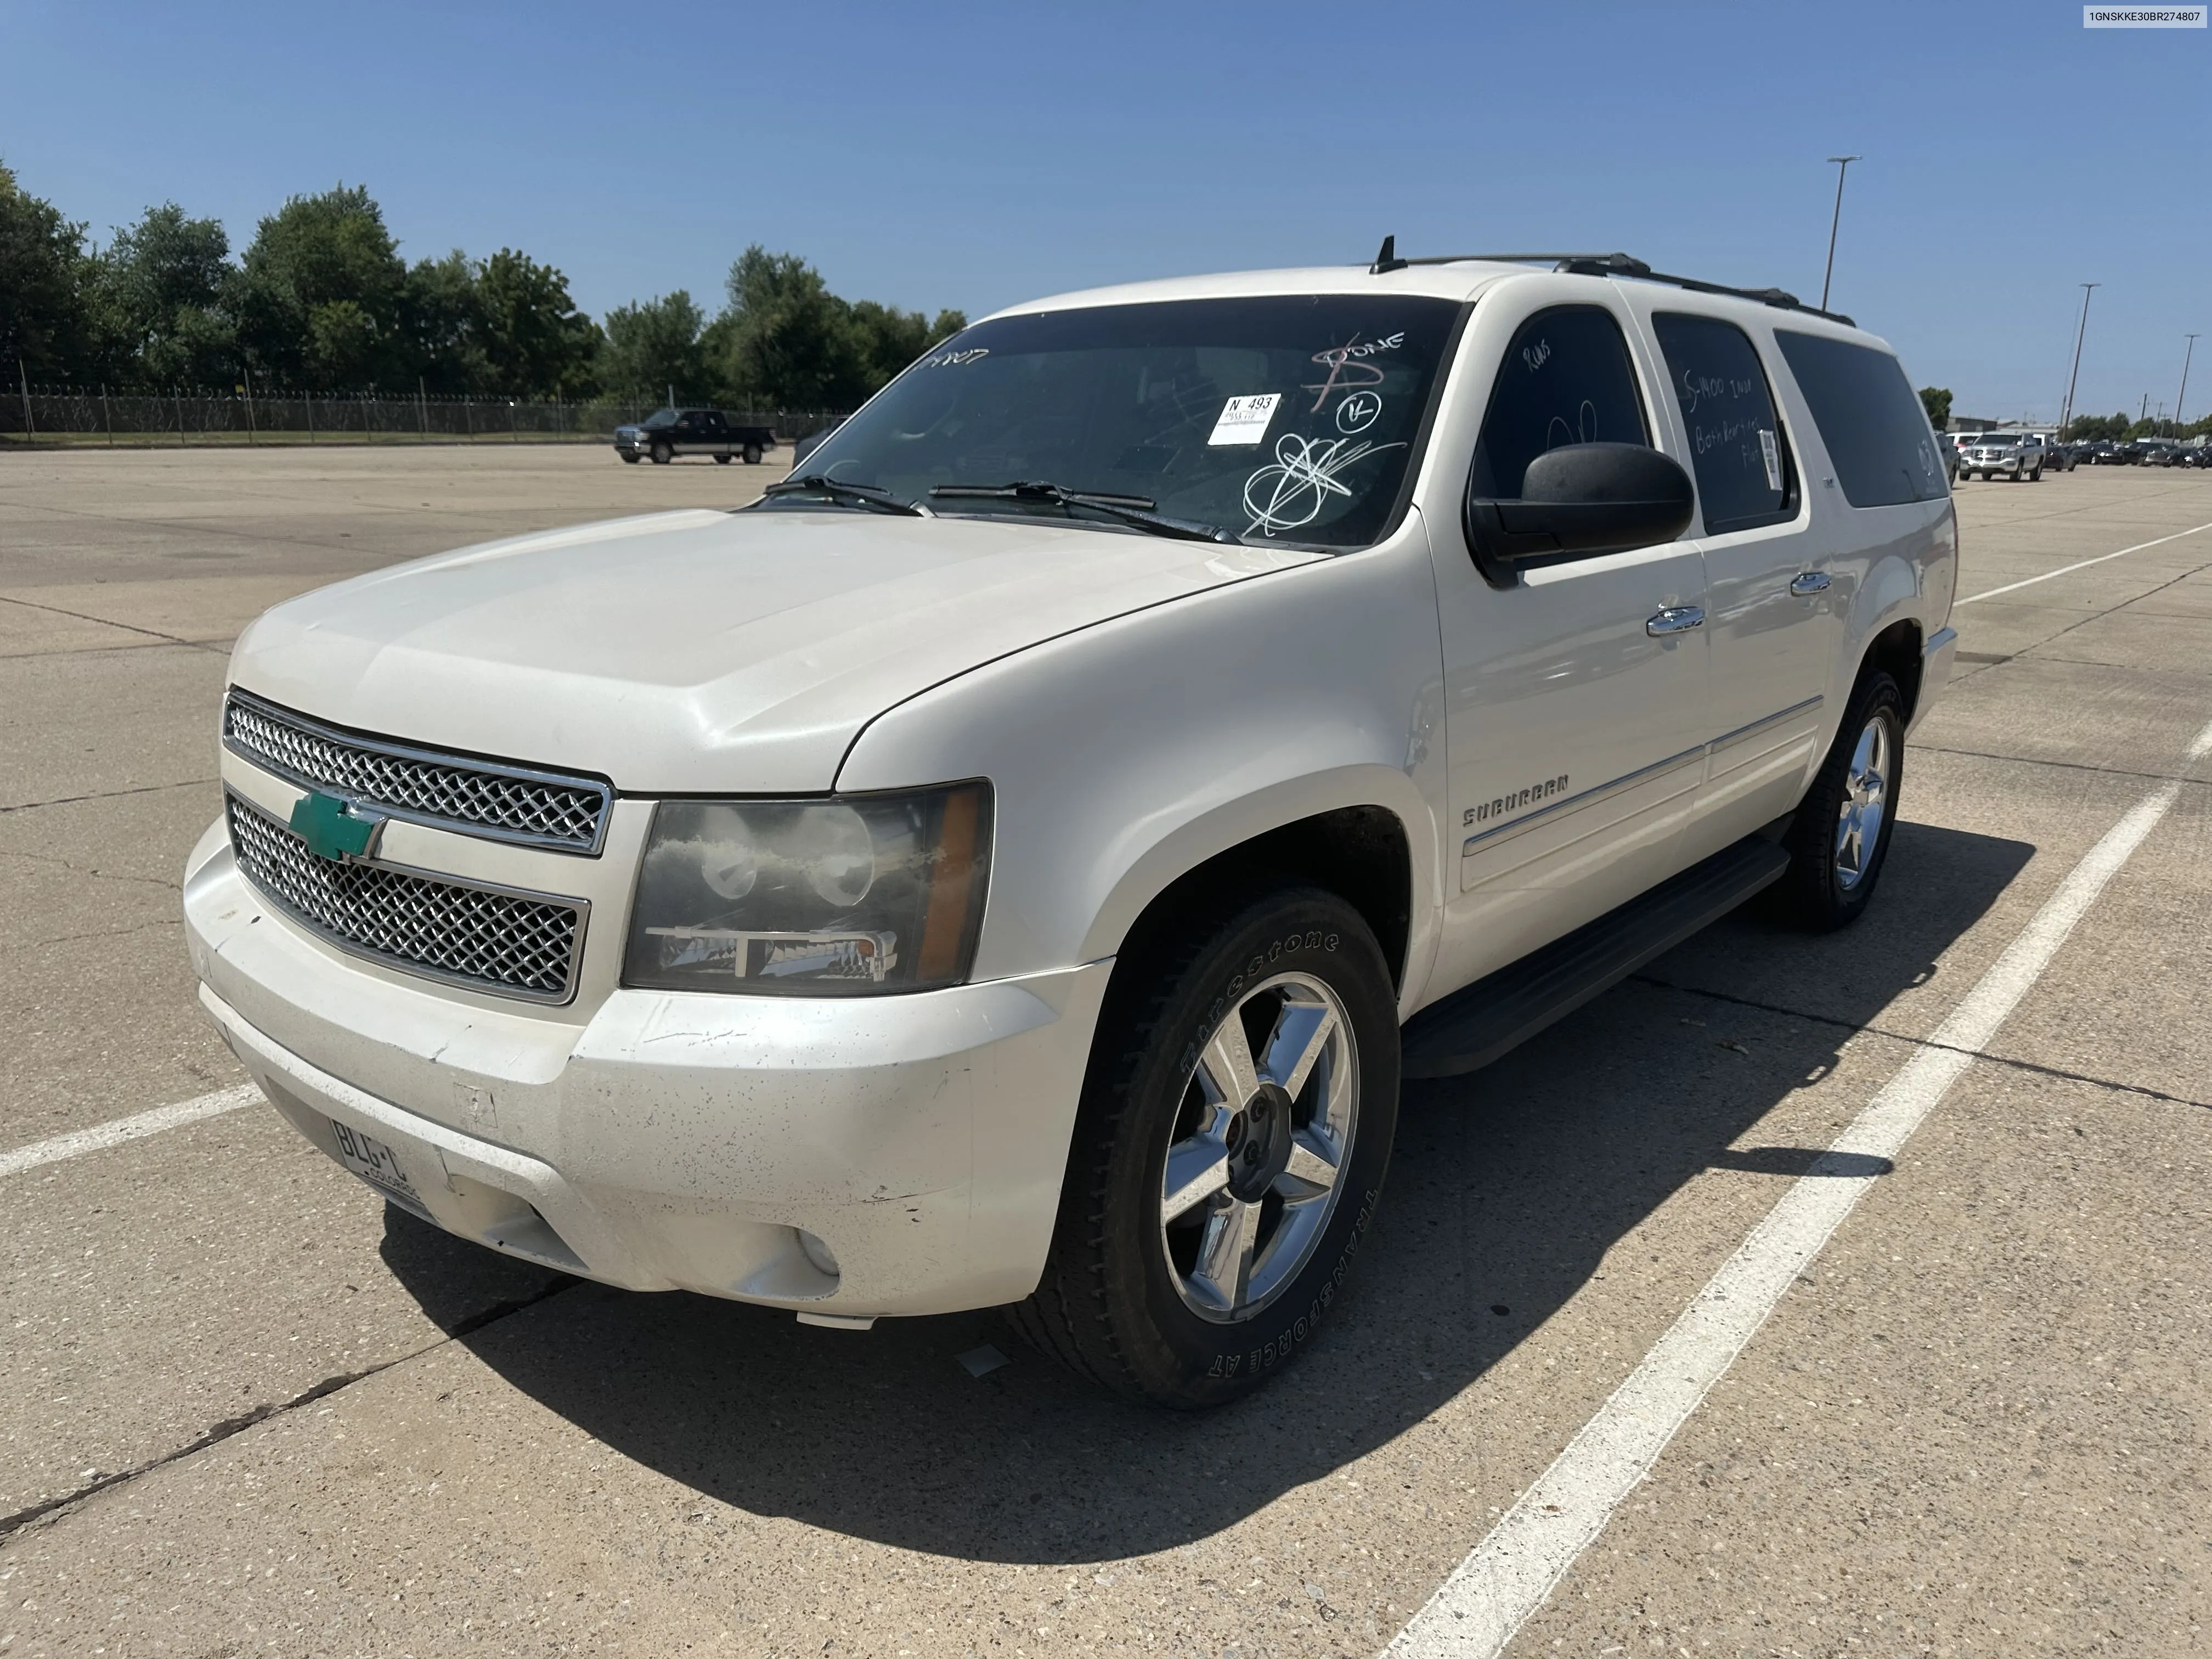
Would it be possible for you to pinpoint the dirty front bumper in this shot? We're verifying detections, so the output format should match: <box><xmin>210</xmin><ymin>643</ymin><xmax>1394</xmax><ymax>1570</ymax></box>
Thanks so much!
<box><xmin>183</xmin><ymin>821</ymin><xmax>1111</xmax><ymax>1319</ymax></box>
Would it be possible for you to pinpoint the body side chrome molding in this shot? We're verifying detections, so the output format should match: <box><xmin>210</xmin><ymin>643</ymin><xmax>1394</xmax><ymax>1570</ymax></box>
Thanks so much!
<box><xmin>1707</xmin><ymin>695</ymin><xmax>1825</xmax><ymax>755</ymax></box>
<box><xmin>1462</xmin><ymin>694</ymin><xmax>1826</xmax><ymax>857</ymax></box>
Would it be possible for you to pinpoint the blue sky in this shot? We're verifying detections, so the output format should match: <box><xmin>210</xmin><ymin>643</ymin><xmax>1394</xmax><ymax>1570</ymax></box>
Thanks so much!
<box><xmin>4</xmin><ymin>1</ymin><xmax>2205</xmax><ymax>422</ymax></box>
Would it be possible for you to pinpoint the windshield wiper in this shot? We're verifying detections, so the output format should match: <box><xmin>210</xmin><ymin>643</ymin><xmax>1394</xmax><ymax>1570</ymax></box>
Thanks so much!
<box><xmin>929</xmin><ymin>480</ymin><xmax>1239</xmax><ymax>544</ymax></box>
<box><xmin>758</xmin><ymin>475</ymin><xmax>924</xmax><ymax>516</ymax></box>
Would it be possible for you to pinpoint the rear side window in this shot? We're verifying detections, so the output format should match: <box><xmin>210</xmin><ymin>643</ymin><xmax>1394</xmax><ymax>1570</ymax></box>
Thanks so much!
<box><xmin>1469</xmin><ymin>306</ymin><xmax>1649</xmax><ymax>500</ymax></box>
<box><xmin>1774</xmin><ymin>331</ymin><xmax>1947</xmax><ymax>507</ymax></box>
<box><xmin>1651</xmin><ymin>313</ymin><xmax>1795</xmax><ymax>535</ymax></box>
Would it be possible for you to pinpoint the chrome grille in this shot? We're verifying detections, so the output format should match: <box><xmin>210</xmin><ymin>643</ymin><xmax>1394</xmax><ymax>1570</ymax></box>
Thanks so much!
<box><xmin>224</xmin><ymin>691</ymin><xmax>611</xmax><ymax>853</ymax></box>
<box><xmin>227</xmin><ymin>794</ymin><xmax>585</xmax><ymax>1002</ymax></box>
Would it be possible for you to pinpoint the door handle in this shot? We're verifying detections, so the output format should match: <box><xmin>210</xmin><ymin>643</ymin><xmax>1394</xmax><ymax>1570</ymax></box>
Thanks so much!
<box><xmin>1790</xmin><ymin>571</ymin><xmax>1832</xmax><ymax>595</ymax></box>
<box><xmin>1645</xmin><ymin>605</ymin><xmax>1706</xmax><ymax>637</ymax></box>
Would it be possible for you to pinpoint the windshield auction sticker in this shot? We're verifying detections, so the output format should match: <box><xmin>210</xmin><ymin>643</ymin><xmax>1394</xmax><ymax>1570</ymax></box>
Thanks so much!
<box><xmin>1209</xmin><ymin>393</ymin><xmax>1282</xmax><ymax>446</ymax></box>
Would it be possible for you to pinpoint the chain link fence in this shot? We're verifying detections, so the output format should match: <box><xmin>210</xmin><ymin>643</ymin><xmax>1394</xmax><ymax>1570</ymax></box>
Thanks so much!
<box><xmin>1</xmin><ymin>386</ymin><xmax>847</xmax><ymax>448</ymax></box>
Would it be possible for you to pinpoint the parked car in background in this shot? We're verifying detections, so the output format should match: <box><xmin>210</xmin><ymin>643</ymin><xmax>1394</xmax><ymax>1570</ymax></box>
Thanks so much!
<box><xmin>1957</xmin><ymin>431</ymin><xmax>2042</xmax><ymax>482</ymax></box>
<box><xmin>2181</xmin><ymin>444</ymin><xmax>2212</xmax><ymax>469</ymax></box>
<box><xmin>2041</xmin><ymin>438</ymin><xmax>2079</xmax><ymax>473</ymax></box>
<box><xmin>2138</xmin><ymin>441</ymin><xmax>2183</xmax><ymax>467</ymax></box>
<box><xmin>788</xmin><ymin>421</ymin><xmax>843</xmax><ymax>470</ymax></box>
<box><xmin>614</xmin><ymin>408</ymin><xmax>777</xmax><ymax>466</ymax></box>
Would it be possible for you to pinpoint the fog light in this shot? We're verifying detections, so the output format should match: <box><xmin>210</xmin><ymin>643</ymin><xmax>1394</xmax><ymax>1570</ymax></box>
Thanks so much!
<box><xmin>797</xmin><ymin>1228</ymin><xmax>840</xmax><ymax>1278</ymax></box>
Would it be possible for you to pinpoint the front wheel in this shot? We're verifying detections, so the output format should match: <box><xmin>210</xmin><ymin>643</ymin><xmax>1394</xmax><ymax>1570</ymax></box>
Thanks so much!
<box><xmin>2029</xmin><ymin>464</ymin><xmax>2042</xmax><ymax>482</ymax></box>
<box><xmin>1772</xmin><ymin>670</ymin><xmax>1905</xmax><ymax>932</ymax></box>
<box><xmin>650</xmin><ymin>441</ymin><xmax>672</xmax><ymax>465</ymax></box>
<box><xmin>1012</xmin><ymin>886</ymin><xmax>1400</xmax><ymax>1407</ymax></box>
<box><xmin>713</xmin><ymin>452</ymin><xmax>732</xmax><ymax>465</ymax></box>
<box><xmin>743</xmin><ymin>442</ymin><xmax>764</xmax><ymax>465</ymax></box>
<box><xmin>619</xmin><ymin>452</ymin><xmax>640</xmax><ymax>464</ymax></box>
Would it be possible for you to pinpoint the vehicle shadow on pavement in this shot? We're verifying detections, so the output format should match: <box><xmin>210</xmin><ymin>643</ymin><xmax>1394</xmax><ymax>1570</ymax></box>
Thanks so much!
<box><xmin>381</xmin><ymin>819</ymin><xmax>2033</xmax><ymax>1565</ymax></box>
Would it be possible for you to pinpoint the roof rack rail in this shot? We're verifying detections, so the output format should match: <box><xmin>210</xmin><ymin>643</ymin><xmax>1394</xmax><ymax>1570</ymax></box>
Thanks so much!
<box><xmin>1364</xmin><ymin>242</ymin><xmax>1855</xmax><ymax>327</ymax></box>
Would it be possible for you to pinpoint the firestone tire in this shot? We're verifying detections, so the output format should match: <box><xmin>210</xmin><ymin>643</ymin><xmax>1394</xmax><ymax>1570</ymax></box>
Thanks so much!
<box><xmin>1771</xmin><ymin>670</ymin><xmax>1905</xmax><ymax>933</ymax></box>
<box><xmin>1010</xmin><ymin>885</ymin><xmax>1400</xmax><ymax>1408</ymax></box>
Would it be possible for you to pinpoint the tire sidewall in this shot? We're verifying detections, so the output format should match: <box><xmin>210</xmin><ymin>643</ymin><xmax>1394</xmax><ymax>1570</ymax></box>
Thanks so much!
<box><xmin>1094</xmin><ymin>891</ymin><xmax>1399</xmax><ymax>1406</ymax></box>
<box><xmin>1812</xmin><ymin>675</ymin><xmax>1905</xmax><ymax>924</ymax></box>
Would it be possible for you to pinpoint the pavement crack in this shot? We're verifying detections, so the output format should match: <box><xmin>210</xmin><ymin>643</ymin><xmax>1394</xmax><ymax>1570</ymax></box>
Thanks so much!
<box><xmin>1630</xmin><ymin>974</ymin><xmax>2212</xmax><ymax>1111</ymax></box>
<box><xmin>0</xmin><ymin>593</ymin><xmax>229</xmax><ymax>654</ymax></box>
<box><xmin>0</xmin><ymin>848</ymin><xmax>184</xmax><ymax>891</ymax></box>
<box><xmin>32</xmin><ymin>916</ymin><xmax>185</xmax><ymax>949</ymax></box>
<box><xmin>1908</xmin><ymin>745</ymin><xmax>2211</xmax><ymax>787</ymax></box>
<box><xmin>0</xmin><ymin>777</ymin><xmax>220</xmax><ymax>815</ymax></box>
<box><xmin>0</xmin><ymin>1277</ymin><xmax>578</xmax><ymax>1542</ymax></box>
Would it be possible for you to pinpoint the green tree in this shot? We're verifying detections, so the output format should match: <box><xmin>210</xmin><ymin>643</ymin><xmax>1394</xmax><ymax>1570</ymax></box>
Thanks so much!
<box><xmin>1917</xmin><ymin>386</ymin><xmax>1952</xmax><ymax>431</ymax></box>
<box><xmin>849</xmin><ymin>300</ymin><xmax>966</xmax><ymax>389</ymax></box>
<box><xmin>707</xmin><ymin>246</ymin><xmax>966</xmax><ymax>409</ymax></box>
<box><xmin>233</xmin><ymin>184</ymin><xmax>408</xmax><ymax>388</ymax></box>
<box><xmin>478</xmin><ymin>249</ymin><xmax>600</xmax><ymax>397</ymax></box>
<box><xmin>598</xmin><ymin>290</ymin><xmax>707</xmax><ymax>402</ymax></box>
<box><xmin>709</xmin><ymin>247</ymin><xmax>867</xmax><ymax>408</ymax></box>
<box><xmin>402</xmin><ymin>249</ymin><xmax>490</xmax><ymax>393</ymax></box>
<box><xmin>93</xmin><ymin>202</ymin><xmax>236</xmax><ymax>385</ymax></box>
<box><xmin>2061</xmin><ymin>412</ymin><xmax>2128</xmax><ymax>442</ymax></box>
<box><xmin>0</xmin><ymin>160</ymin><xmax>96</xmax><ymax>381</ymax></box>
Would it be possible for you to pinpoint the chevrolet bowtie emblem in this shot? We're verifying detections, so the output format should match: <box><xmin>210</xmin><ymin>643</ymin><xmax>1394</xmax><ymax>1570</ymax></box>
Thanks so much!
<box><xmin>289</xmin><ymin>789</ymin><xmax>386</xmax><ymax>863</ymax></box>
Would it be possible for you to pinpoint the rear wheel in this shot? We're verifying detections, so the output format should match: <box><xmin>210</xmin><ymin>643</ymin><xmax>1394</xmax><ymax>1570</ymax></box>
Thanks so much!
<box><xmin>743</xmin><ymin>442</ymin><xmax>765</xmax><ymax>465</ymax></box>
<box><xmin>1772</xmin><ymin>670</ymin><xmax>1905</xmax><ymax>932</ymax></box>
<box><xmin>1012</xmin><ymin>886</ymin><xmax>1399</xmax><ymax>1407</ymax></box>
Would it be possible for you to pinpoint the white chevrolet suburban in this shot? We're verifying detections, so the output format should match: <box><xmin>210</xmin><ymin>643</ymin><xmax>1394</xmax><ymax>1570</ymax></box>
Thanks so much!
<box><xmin>183</xmin><ymin>248</ymin><xmax>1959</xmax><ymax>1406</ymax></box>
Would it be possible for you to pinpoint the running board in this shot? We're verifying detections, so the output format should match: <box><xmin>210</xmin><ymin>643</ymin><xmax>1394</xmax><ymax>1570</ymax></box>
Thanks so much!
<box><xmin>1400</xmin><ymin>834</ymin><xmax>1791</xmax><ymax>1081</ymax></box>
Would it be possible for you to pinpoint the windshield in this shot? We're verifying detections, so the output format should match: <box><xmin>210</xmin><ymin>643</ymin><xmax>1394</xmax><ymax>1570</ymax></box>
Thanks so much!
<box><xmin>640</xmin><ymin>410</ymin><xmax>678</xmax><ymax>430</ymax></box>
<box><xmin>780</xmin><ymin>295</ymin><xmax>1463</xmax><ymax>549</ymax></box>
<box><xmin>1973</xmin><ymin>433</ymin><xmax>2019</xmax><ymax>445</ymax></box>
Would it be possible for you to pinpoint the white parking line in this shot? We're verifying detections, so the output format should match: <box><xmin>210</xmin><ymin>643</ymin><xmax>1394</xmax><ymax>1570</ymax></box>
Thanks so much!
<box><xmin>0</xmin><ymin>1084</ymin><xmax>262</xmax><ymax>1180</ymax></box>
<box><xmin>1385</xmin><ymin>714</ymin><xmax>2212</xmax><ymax>1659</ymax></box>
<box><xmin>1955</xmin><ymin>519</ymin><xmax>2212</xmax><ymax>605</ymax></box>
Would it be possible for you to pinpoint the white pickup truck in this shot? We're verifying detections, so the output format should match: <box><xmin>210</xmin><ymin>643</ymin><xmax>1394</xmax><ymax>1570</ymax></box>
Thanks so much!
<box><xmin>184</xmin><ymin>249</ymin><xmax>1959</xmax><ymax>1406</ymax></box>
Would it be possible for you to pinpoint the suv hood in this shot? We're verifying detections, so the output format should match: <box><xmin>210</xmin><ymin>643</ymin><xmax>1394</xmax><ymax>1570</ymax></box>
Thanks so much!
<box><xmin>229</xmin><ymin>507</ymin><xmax>1322</xmax><ymax>792</ymax></box>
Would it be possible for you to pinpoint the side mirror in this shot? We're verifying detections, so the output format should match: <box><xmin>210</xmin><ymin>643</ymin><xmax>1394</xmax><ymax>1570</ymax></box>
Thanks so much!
<box><xmin>1465</xmin><ymin>443</ymin><xmax>1695</xmax><ymax>584</ymax></box>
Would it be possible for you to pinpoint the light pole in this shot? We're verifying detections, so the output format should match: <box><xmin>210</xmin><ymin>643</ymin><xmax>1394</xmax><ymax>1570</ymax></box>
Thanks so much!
<box><xmin>1820</xmin><ymin>156</ymin><xmax>1861</xmax><ymax>312</ymax></box>
<box><xmin>2177</xmin><ymin>334</ymin><xmax>2199</xmax><ymax>431</ymax></box>
<box><xmin>2059</xmin><ymin>282</ymin><xmax>2100</xmax><ymax>437</ymax></box>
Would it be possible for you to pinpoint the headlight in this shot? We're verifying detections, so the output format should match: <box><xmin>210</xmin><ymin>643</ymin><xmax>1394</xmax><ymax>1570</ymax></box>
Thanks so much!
<box><xmin>622</xmin><ymin>783</ymin><xmax>991</xmax><ymax>996</ymax></box>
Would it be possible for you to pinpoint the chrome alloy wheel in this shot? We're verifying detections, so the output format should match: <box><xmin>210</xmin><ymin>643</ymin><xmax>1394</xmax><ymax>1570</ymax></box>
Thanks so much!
<box><xmin>1833</xmin><ymin>713</ymin><xmax>1893</xmax><ymax>891</ymax></box>
<box><xmin>1159</xmin><ymin>972</ymin><xmax>1358</xmax><ymax>1323</ymax></box>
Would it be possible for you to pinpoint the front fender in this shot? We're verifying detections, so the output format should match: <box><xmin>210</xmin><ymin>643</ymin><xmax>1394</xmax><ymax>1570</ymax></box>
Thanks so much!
<box><xmin>834</xmin><ymin>522</ymin><xmax>1450</xmax><ymax>1012</ymax></box>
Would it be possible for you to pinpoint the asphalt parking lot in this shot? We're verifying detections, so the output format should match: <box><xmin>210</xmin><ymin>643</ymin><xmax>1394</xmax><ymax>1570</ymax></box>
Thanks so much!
<box><xmin>2</xmin><ymin>447</ymin><xmax>2208</xmax><ymax>1657</ymax></box>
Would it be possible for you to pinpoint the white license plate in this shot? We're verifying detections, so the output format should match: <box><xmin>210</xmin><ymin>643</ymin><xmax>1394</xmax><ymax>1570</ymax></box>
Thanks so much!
<box><xmin>329</xmin><ymin>1118</ymin><xmax>422</xmax><ymax>1206</ymax></box>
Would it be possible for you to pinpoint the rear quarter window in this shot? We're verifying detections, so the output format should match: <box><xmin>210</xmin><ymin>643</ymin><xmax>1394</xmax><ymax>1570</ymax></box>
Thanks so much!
<box><xmin>1774</xmin><ymin>331</ymin><xmax>1948</xmax><ymax>507</ymax></box>
<box><xmin>1651</xmin><ymin>312</ymin><xmax>1796</xmax><ymax>534</ymax></box>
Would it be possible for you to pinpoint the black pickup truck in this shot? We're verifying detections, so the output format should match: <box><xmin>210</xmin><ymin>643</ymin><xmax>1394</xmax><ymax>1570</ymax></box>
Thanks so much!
<box><xmin>613</xmin><ymin>408</ymin><xmax>777</xmax><ymax>465</ymax></box>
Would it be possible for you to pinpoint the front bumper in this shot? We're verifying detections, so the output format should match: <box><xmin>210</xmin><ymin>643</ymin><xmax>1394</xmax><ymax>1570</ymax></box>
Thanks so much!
<box><xmin>184</xmin><ymin>823</ymin><xmax>1112</xmax><ymax>1318</ymax></box>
